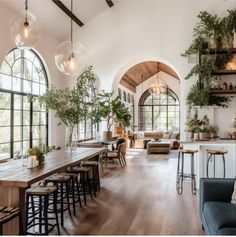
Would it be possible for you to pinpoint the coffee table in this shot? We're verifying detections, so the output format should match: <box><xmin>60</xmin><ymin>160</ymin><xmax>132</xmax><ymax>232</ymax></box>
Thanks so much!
<box><xmin>147</xmin><ymin>140</ymin><xmax>171</xmax><ymax>154</ymax></box>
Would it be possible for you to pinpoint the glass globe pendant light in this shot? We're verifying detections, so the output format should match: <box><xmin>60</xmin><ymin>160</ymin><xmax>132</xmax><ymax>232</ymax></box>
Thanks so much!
<box><xmin>10</xmin><ymin>0</ymin><xmax>41</xmax><ymax>48</ymax></box>
<box><xmin>55</xmin><ymin>0</ymin><xmax>87</xmax><ymax>76</ymax></box>
<box><xmin>149</xmin><ymin>62</ymin><xmax>167</xmax><ymax>95</ymax></box>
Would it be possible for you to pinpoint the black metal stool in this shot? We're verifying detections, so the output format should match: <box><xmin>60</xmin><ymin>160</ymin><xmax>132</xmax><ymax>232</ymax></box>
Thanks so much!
<box><xmin>206</xmin><ymin>149</ymin><xmax>228</xmax><ymax>178</ymax></box>
<box><xmin>176</xmin><ymin>148</ymin><xmax>198</xmax><ymax>195</ymax></box>
<box><xmin>26</xmin><ymin>185</ymin><xmax>60</xmax><ymax>235</ymax></box>
<box><xmin>67</xmin><ymin>166</ymin><xmax>93</xmax><ymax>205</ymax></box>
<box><xmin>0</xmin><ymin>207</ymin><xmax>23</xmax><ymax>235</ymax></box>
<box><xmin>59</xmin><ymin>172</ymin><xmax>82</xmax><ymax>214</ymax></box>
<box><xmin>81</xmin><ymin>161</ymin><xmax>100</xmax><ymax>197</ymax></box>
<box><xmin>44</xmin><ymin>174</ymin><xmax>71</xmax><ymax>227</ymax></box>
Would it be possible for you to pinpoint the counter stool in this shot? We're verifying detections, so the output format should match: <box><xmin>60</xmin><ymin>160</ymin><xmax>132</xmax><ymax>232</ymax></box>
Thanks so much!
<box><xmin>206</xmin><ymin>149</ymin><xmax>228</xmax><ymax>178</ymax></box>
<box><xmin>0</xmin><ymin>207</ymin><xmax>23</xmax><ymax>235</ymax></box>
<box><xmin>176</xmin><ymin>148</ymin><xmax>198</xmax><ymax>195</ymax></box>
<box><xmin>44</xmin><ymin>174</ymin><xmax>71</xmax><ymax>227</ymax></box>
<box><xmin>59</xmin><ymin>172</ymin><xmax>82</xmax><ymax>214</ymax></box>
<box><xmin>81</xmin><ymin>161</ymin><xmax>100</xmax><ymax>197</ymax></box>
<box><xmin>67</xmin><ymin>166</ymin><xmax>93</xmax><ymax>206</ymax></box>
<box><xmin>25</xmin><ymin>185</ymin><xmax>60</xmax><ymax>235</ymax></box>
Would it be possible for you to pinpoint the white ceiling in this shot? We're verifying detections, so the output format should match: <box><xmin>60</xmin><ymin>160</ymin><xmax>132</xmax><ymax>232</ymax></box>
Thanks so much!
<box><xmin>1</xmin><ymin>0</ymin><xmax>118</xmax><ymax>41</ymax></box>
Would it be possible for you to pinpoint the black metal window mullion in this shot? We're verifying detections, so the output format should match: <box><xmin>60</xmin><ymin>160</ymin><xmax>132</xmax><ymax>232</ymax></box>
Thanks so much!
<box><xmin>10</xmin><ymin>93</ymin><xmax>14</xmax><ymax>158</ymax></box>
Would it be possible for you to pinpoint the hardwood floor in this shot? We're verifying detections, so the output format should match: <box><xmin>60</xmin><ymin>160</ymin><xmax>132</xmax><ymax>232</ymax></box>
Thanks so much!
<box><xmin>55</xmin><ymin>149</ymin><xmax>204</xmax><ymax>235</ymax></box>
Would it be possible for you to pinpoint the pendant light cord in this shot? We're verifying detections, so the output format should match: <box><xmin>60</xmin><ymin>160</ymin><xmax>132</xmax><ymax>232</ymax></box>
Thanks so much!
<box><xmin>71</xmin><ymin>0</ymin><xmax>73</xmax><ymax>44</ymax></box>
<box><xmin>25</xmin><ymin>0</ymin><xmax>28</xmax><ymax>22</ymax></box>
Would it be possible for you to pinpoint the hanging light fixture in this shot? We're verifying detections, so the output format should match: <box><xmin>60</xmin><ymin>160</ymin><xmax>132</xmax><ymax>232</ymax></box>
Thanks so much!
<box><xmin>55</xmin><ymin>0</ymin><xmax>87</xmax><ymax>76</ymax></box>
<box><xmin>149</xmin><ymin>62</ymin><xmax>167</xmax><ymax>95</ymax></box>
<box><xmin>10</xmin><ymin>0</ymin><xmax>41</xmax><ymax>48</ymax></box>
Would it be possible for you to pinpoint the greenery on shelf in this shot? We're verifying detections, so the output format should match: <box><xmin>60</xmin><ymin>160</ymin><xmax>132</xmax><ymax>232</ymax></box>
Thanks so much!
<box><xmin>94</xmin><ymin>91</ymin><xmax>132</xmax><ymax>132</ymax></box>
<box><xmin>38</xmin><ymin>66</ymin><xmax>97</xmax><ymax>145</ymax></box>
<box><xmin>183</xmin><ymin>9</ymin><xmax>236</xmax><ymax>108</ymax></box>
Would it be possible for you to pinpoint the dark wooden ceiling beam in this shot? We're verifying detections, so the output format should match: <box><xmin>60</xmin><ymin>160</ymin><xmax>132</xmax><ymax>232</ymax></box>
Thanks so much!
<box><xmin>52</xmin><ymin>0</ymin><xmax>84</xmax><ymax>27</ymax></box>
<box><xmin>105</xmin><ymin>0</ymin><xmax>114</xmax><ymax>8</ymax></box>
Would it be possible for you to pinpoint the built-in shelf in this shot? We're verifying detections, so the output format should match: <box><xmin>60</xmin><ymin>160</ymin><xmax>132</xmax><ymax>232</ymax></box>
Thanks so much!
<box><xmin>212</xmin><ymin>69</ymin><xmax>236</xmax><ymax>75</ymax></box>
<box><xmin>209</xmin><ymin>89</ymin><xmax>236</xmax><ymax>94</ymax></box>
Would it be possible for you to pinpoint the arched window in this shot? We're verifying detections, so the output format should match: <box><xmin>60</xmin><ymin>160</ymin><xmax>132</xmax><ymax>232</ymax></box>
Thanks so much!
<box><xmin>0</xmin><ymin>48</ymin><xmax>48</xmax><ymax>159</ymax></box>
<box><xmin>138</xmin><ymin>88</ymin><xmax>179</xmax><ymax>131</ymax></box>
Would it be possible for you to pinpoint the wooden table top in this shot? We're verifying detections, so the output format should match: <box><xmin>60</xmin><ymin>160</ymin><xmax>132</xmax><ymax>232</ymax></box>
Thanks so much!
<box><xmin>0</xmin><ymin>147</ymin><xmax>106</xmax><ymax>188</ymax></box>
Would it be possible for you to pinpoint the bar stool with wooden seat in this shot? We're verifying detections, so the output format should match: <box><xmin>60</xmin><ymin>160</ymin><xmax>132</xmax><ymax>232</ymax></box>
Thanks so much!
<box><xmin>44</xmin><ymin>174</ymin><xmax>71</xmax><ymax>227</ymax></box>
<box><xmin>0</xmin><ymin>207</ymin><xmax>23</xmax><ymax>235</ymax></box>
<box><xmin>176</xmin><ymin>147</ymin><xmax>198</xmax><ymax>195</ymax></box>
<box><xmin>59</xmin><ymin>172</ymin><xmax>82</xmax><ymax>214</ymax></box>
<box><xmin>67</xmin><ymin>166</ymin><xmax>93</xmax><ymax>205</ymax></box>
<box><xmin>81</xmin><ymin>161</ymin><xmax>100</xmax><ymax>197</ymax></box>
<box><xmin>25</xmin><ymin>185</ymin><xmax>60</xmax><ymax>235</ymax></box>
<box><xmin>206</xmin><ymin>149</ymin><xmax>228</xmax><ymax>178</ymax></box>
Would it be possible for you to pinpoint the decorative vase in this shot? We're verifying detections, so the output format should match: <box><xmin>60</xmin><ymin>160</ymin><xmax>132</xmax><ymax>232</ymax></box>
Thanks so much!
<box><xmin>233</xmin><ymin>31</ymin><xmax>236</xmax><ymax>48</ymax></box>
<box><xmin>199</xmin><ymin>132</ymin><xmax>205</xmax><ymax>140</ymax></box>
<box><xmin>66</xmin><ymin>125</ymin><xmax>75</xmax><ymax>148</ymax></box>
<box><xmin>194</xmin><ymin>133</ymin><xmax>199</xmax><ymax>140</ymax></box>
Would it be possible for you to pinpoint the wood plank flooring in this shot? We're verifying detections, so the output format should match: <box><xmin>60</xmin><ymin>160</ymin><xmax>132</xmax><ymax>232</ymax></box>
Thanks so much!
<box><xmin>55</xmin><ymin>149</ymin><xmax>204</xmax><ymax>235</ymax></box>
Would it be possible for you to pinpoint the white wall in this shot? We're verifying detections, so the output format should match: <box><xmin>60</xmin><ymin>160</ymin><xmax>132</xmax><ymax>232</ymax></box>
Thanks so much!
<box><xmin>0</xmin><ymin>3</ymin><xmax>67</xmax><ymax>148</ymax></box>
<box><xmin>73</xmin><ymin>0</ymin><xmax>236</xmax><ymax>139</ymax></box>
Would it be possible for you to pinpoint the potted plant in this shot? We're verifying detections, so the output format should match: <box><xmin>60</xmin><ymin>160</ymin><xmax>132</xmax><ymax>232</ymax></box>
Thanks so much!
<box><xmin>208</xmin><ymin>125</ymin><xmax>219</xmax><ymax>139</ymax></box>
<box><xmin>38</xmin><ymin>66</ymin><xmax>96</xmax><ymax>147</ymax></box>
<box><xmin>193</xmin><ymin>127</ymin><xmax>201</xmax><ymax>140</ymax></box>
<box><xmin>95</xmin><ymin>90</ymin><xmax>132</xmax><ymax>140</ymax></box>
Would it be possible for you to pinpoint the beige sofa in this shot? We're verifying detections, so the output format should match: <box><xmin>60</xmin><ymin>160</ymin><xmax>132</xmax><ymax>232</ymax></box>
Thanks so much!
<box><xmin>133</xmin><ymin>131</ymin><xmax>180</xmax><ymax>149</ymax></box>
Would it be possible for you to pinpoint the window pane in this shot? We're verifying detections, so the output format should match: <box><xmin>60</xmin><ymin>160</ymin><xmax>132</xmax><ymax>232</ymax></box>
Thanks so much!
<box><xmin>0</xmin><ymin>92</ymin><xmax>11</xmax><ymax>109</ymax></box>
<box><xmin>14</xmin><ymin>94</ymin><xmax>22</xmax><ymax>110</ymax></box>
<box><xmin>0</xmin><ymin>60</ymin><xmax>11</xmax><ymax>75</ymax></box>
<box><xmin>23</xmin><ymin>96</ymin><xmax>30</xmax><ymax>110</ymax></box>
<box><xmin>33</xmin><ymin>112</ymin><xmax>40</xmax><ymax>125</ymax></box>
<box><xmin>14</xmin><ymin>111</ymin><xmax>22</xmax><ymax>125</ymax></box>
<box><xmin>0</xmin><ymin>143</ymin><xmax>10</xmax><ymax>160</ymax></box>
<box><xmin>0</xmin><ymin>127</ymin><xmax>10</xmax><ymax>143</ymax></box>
<box><xmin>14</xmin><ymin>142</ymin><xmax>22</xmax><ymax>156</ymax></box>
<box><xmin>23</xmin><ymin>59</ymin><xmax>32</xmax><ymax>80</ymax></box>
<box><xmin>0</xmin><ymin>74</ymin><xmax>11</xmax><ymax>90</ymax></box>
<box><xmin>14</xmin><ymin>126</ymin><xmax>22</xmax><ymax>141</ymax></box>
<box><xmin>0</xmin><ymin>110</ymin><xmax>10</xmax><ymax>126</ymax></box>
<box><xmin>13</xmin><ymin>77</ymin><xmax>21</xmax><ymax>92</ymax></box>
<box><xmin>12</xmin><ymin>60</ymin><xmax>21</xmax><ymax>78</ymax></box>
<box><xmin>23</xmin><ymin>126</ymin><xmax>30</xmax><ymax>140</ymax></box>
<box><xmin>23</xmin><ymin>111</ymin><xmax>30</xmax><ymax>125</ymax></box>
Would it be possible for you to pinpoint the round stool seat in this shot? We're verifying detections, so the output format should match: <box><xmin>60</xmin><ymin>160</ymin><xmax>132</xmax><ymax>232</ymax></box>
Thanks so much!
<box><xmin>68</xmin><ymin>166</ymin><xmax>90</xmax><ymax>173</ymax></box>
<box><xmin>178</xmin><ymin>149</ymin><xmax>198</xmax><ymax>154</ymax></box>
<box><xmin>26</xmin><ymin>185</ymin><xmax>57</xmax><ymax>195</ymax></box>
<box><xmin>81</xmin><ymin>161</ymin><xmax>99</xmax><ymax>166</ymax></box>
<box><xmin>45</xmin><ymin>174</ymin><xmax>70</xmax><ymax>183</ymax></box>
<box><xmin>207</xmin><ymin>149</ymin><xmax>228</xmax><ymax>155</ymax></box>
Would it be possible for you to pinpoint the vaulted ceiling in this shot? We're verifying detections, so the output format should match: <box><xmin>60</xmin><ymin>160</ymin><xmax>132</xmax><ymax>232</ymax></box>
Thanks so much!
<box><xmin>120</xmin><ymin>61</ymin><xmax>179</xmax><ymax>92</ymax></box>
<box><xmin>1</xmin><ymin>0</ymin><xmax>117</xmax><ymax>40</ymax></box>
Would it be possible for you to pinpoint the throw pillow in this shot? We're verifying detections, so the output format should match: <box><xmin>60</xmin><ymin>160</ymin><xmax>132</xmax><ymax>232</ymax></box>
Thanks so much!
<box><xmin>231</xmin><ymin>181</ymin><xmax>236</xmax><ymax>204</ymax></box>
<box><xmin>137</xmin><ymin>131</ymin><xmax>144</xmax><ymax>139</ymax></box>
<box><xmin>162</xmin><ymin>133</ymin><xmax>170</xmax><ymax>139</ymax></box>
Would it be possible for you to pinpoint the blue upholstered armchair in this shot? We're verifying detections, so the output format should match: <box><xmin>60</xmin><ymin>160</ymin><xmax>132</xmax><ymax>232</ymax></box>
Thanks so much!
<box><xmin>200</xmin><ymin>178</ymin><xmax>236</xmax><ymax>235</ymax></box>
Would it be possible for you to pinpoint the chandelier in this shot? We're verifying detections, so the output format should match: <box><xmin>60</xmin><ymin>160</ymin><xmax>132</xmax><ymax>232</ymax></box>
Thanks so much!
<box><xmin>149</xmin><ymin>62</ymin><xmax>167</xmax><ymax>95</ymax></box>
<box><xmin>10</xmin><ymin>0</ymin><xmax>41</xmax><ymax>48</ymax></box>
<box><xmin>55</xmin><ymin>0</ymin><xmax>87</xmax><ymax>76</ymax></box>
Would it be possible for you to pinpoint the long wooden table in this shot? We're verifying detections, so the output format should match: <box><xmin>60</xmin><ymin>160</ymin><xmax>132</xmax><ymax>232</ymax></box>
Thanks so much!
<box><xmin>0</xmin><ymin>147</ymin><xmax>106</xmax><ymax>235</ymax></box>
